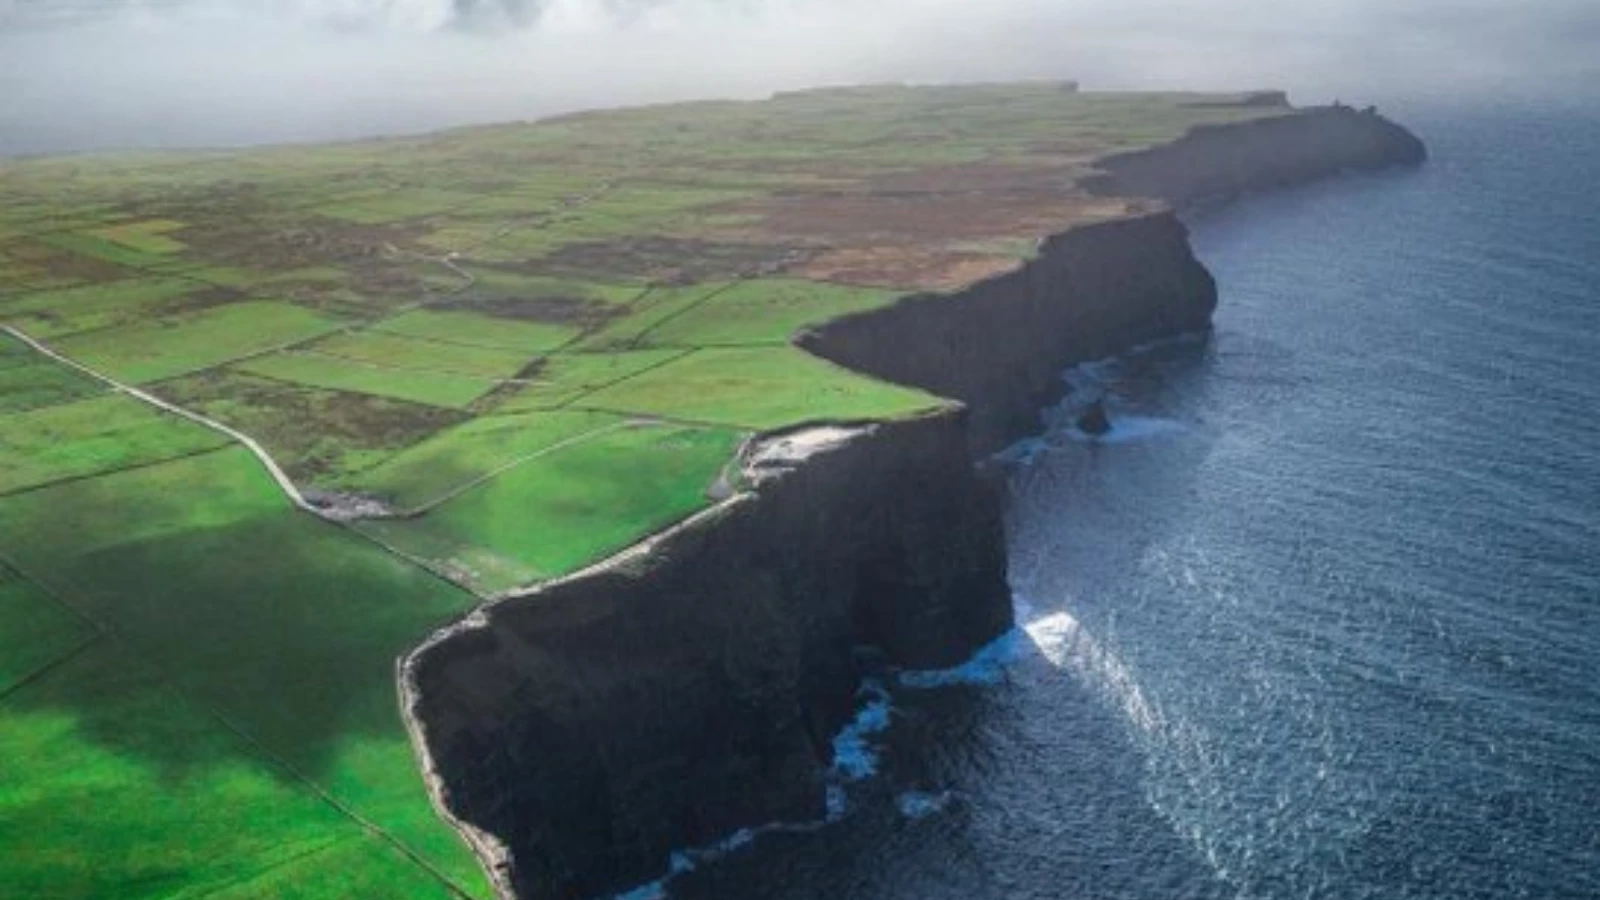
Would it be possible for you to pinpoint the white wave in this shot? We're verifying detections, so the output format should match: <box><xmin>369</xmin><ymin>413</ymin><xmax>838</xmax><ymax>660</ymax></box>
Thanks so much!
<box><xmin>1024</xmin><ymin>609</ymin><xmax>1164</xmax><ymax>736</ymax></box>
<box><xmin>831</xmin><ymin>678</ymin><xmax>892</xmax><ymax>781</ymax></box>
<box><xmin>897</xmin><ymin>627</ymin><xmax>1023</xmax><ymax>688</ymax></box>
<box><xmin>896</xmin><ymin>789</ymin><xmax>954</xmax><ymax>819</ymax></box>
<box><xmin>608</xmin><ymin>678</ymin><xmax>900</xmax><ymax>899</ymax></box>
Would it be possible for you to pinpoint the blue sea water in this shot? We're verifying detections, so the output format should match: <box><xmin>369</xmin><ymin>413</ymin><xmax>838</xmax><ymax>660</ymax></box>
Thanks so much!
<box><xmin>664</xmin><ymin>101</ymin><xmax>1600</xmax><ymax>900</ymax></box>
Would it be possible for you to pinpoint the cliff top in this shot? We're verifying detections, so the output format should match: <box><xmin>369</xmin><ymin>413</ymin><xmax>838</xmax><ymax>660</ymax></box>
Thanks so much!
<box><xmin>0</xmin><ymin>84</ymin><xmax>1294</xmax><ymax>899</ymax></box>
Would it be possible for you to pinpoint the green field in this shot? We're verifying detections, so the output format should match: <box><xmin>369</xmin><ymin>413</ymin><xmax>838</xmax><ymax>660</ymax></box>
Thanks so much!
<box><xmin>344</xmin><ymin>409</ymin><xmax>625</xmax><ymax>511</ymax></box>
<box><xmin>0</xmin><ymin>83</ymin><xmax>1291</xmax><ymax>896</ymax></box>
<box><xmin>53</xmin><ymin>302</ymin><xmax>342</xmax><ymax>383</ymax></box>
<box><xmin>1</xmin><ymin>276</ymin><xmax>214</xmax><ymax>338</ymax></box>
<box><xmin>236</xmin><ymin>351</ymin><xmax>501</xmax><ymax>409</ymax></box>
<box><xmin>0</xmin><ymin>447</ymin><xmax>490</xmax><ymax>898</ymax></box>
<box><xmin>0</xmin><ymin>393</ymin><xmax>231</xmax><ymax>495</ymax></box>
<box><xmin>356</xmin><ymin>422</ymin><xmax>743</xmax><ymax>593</ymax></box>
<box><xmin>371</xmin><ymin>309</ymin><xmax>580</xmax><ymax>354</ymax></box>
<box><xmin>579</xmin><ymin>346</ymin><xmax>943</xmax><ymax>429</ymax></box>
<box><xmin>0</xmin><ymin>333</ymin><xmax>103</xmax><ymax>412</ymax></box>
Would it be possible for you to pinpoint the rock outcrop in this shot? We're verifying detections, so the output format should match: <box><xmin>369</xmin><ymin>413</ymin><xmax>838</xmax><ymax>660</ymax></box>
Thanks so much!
<box><xmin>401</xmin><ymin>102</ymin><xmax>1427</xmax><ymax>900</ymax></box>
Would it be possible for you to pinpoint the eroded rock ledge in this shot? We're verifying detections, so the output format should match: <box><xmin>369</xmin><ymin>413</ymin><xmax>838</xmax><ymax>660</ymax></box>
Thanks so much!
<box><xmin>401</xmin><ymin>103</ymin><xmax>1425</xmax><ymax>900</ymax></box>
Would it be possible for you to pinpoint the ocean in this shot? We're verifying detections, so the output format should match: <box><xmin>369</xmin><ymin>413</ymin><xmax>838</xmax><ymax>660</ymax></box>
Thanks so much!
<box><xmin>656</xmin><ymin>101</ymin><xmax>1600</xmax><ymax>900</ymax></box>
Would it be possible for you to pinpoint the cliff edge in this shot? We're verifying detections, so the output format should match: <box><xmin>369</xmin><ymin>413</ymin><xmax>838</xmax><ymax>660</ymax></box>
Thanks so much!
<box><xmin>402</xmin><ymin>102</ymin><xmax>1426</xmax><ymax>900</ymax></box>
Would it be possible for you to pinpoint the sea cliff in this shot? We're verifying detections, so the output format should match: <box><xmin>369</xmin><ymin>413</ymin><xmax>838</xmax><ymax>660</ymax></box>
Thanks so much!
<box><xmin>401</xmin><ymin>103</ymin><xmax>1426</xmax><ymax>900</ymax></box>
<box><xmin>402</xmin><ymin>412</ymin><xmax>1010</xmax><ymax>899</ymax></box>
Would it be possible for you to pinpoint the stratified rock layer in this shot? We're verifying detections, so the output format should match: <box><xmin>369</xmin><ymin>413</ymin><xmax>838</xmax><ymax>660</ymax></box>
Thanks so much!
<box><xmin>402</xmin><ymin>103</ymin><xmax>1427</xmax><ymax>900</ymax></box>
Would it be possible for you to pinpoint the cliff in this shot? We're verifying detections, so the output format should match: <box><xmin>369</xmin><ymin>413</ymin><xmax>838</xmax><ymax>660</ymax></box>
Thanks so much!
<box><xmin>401</xmin><ymin>103</ymin><xmax>1426</xmax><ymax>900</ymax></box>
<box><xmin>799</xmin><ymin>212</ymin><xmax>1215</xmax><ymax>457</ymax></box>
<box><xmin>1084</xmin><ymin>104</ymin><xmax>1427</xmax><ymax>205</ymax></box>
<box><xmin>402</xmin><ymin>412</ymin><xmax>1011</xmax><ymax>899</ymax></box>
<box><xmin>802</xmin><ymin>105</ymin><xmax>1425</xmax><ymax>455</ymax></box>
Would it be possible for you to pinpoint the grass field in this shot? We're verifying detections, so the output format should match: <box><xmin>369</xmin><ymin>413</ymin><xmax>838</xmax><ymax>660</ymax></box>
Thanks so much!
<box><xmin>1</xmin><ymin>276</ymin><xmax>214</xmax><ymax>338</ymax></box>
<box><xmin>645</xmin><ymin>278</ymin><xmax>900</xmax><ymax>346</ymax></box>
<box><xmin>237</xmin><ymin>351</ymin><xmax>501</xmax><ymax>409</ymax></box>
<box><xmin>53</xmin><ymin>301</ymin><xmax>342</xmax><ymax>383</ymax></box>
<box><xmin>151</xmin><ymin>369</ymin><xmax>468</xmax><ymax>486</ymax></box>
<box><xmin>0</xmin><ymin>447</ymin><xmax>491</xmax><ymax>899</ymax></box>
<box><xmin>356</xmin><ymin>422</ymin><xmax>742</xmax><ymax>593</ymax></box>
<box><xmin>309</xmin><ymin>329</ymin><xmax>534</xmax><ymax>379</ymax></box>
<box><xmin>371</xmin><ymin>309</ymin><xmax>580</xmax><ymax>354</ymax></box>
<box><xmin>494</xmin><ymin>347</ymin><xmax>692</xmax><ymax>411</ymax></box>
<box><xmin>578</xmin><ymin>345</ymin><xmax>945</xmax><ymax>429</ymax></box>
<box><xmin>0</xmin><ymin>394</ymin><xmax>231</xmax><ymax>496</ymax></box>
<box><xmin>0</xmin><ymin>332</ymin><xmax>103</xmax><ymax>412</ymax></box>
<box><xmin>0</xmin><ymin>83</ymin><xmax>1291</xmax><ymax>896</ymax></box>
<box><xmin>343</xmin><ymin>409</ymin><xmax>625</xmax><ymax>510</ymax></box>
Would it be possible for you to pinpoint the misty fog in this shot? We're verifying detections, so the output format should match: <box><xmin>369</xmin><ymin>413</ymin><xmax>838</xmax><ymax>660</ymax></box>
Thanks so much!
<box><xmin>2</xmin><ymin>0</ymin><xmax>1596</xmax><ymax>156</ymax></box>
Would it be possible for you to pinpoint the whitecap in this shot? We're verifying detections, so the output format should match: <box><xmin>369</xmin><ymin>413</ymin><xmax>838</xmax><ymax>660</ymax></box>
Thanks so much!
<box><xmin>896</xmin><ymin>790</ymin><xmax>954</xmax><ymax>819</ymax></box>
<box><xmin>831</xmin><ymin>678</ymin><xmax>892</xmax><ymax>780</ymax></box>
<box><xmin>897</xmin><ymin>628</ymin><xmax>1023</xmax><ymax>688</ymax></box>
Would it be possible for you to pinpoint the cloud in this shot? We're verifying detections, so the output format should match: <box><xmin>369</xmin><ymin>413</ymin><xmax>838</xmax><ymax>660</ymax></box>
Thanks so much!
<box><xmin>1</xmin><ymin>0</ymin><xmax>1594</xmax><ymax>156</ymax></box>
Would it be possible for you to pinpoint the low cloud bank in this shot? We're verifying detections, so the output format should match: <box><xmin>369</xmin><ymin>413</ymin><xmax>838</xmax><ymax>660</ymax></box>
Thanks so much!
<box><xmin>1</xmin><ymin>0</ymin><xmax>1595</xmax><ymax>155</ymax></box>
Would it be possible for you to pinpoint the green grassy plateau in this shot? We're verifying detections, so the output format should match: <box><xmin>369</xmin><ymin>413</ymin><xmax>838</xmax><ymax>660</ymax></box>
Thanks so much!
<box><xmin>0</xmin><ymin>83</ymin><xmax>1285</xmax><ymax>897</ymax></box>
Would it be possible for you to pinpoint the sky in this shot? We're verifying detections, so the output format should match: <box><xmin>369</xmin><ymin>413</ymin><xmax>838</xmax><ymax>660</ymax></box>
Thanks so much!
<box><xmin>1</xmin><ymin>0</ymin><xmax>1596</xmax><ymax>155</ymax></box>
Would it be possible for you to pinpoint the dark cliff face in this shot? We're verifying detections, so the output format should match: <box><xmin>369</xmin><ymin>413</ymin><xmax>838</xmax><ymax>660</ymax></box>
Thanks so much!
<box><xmin>403</xmin><ymin>413</ymin><xmax>1011</xmax><ymax>900</ymax></box>
<box><xmin>803</xmin><ymin>107</ymin><xmax>1427</xmax><ymax>457</ymax></box>
<box><xmin>401</xmin><ymin>104</ymin><xmax>1428</xmax><ymax>900</ymax></box>
<box><xmin>1087</xmin><ymin>105</ymin><xmax>1427</xmax><ymax>205</ymax></box>
<box><xmin>800</xmin><ymin>212</ymin><xmax>1216</xmax><ymax>457</ymax></box>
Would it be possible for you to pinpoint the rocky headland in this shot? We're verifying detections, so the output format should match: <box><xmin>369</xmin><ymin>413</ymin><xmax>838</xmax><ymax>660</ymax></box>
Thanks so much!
<box><xmin>401</xmin><ymin>103</ymin><xmax>1426</xmax><ymax>900</ymax></box>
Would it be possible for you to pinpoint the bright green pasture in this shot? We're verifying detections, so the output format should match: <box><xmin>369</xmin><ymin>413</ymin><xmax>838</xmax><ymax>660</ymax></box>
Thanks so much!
<box><xmin>0</xmin><ymin>394</ymin><xmax>231</xmax><ymax>496</ymax></box>
<box><xmin>579</xmin><ymin>346</ymin><xmax>945</xmax><ymax>429</ymax></box>
<box><xmin>494</xmin><ymin>348</ymin><xmax>691</xmax><ymax>411</ymax></box>
<box><xmin>372</xmin><ymin>308</ymin><xmax>580</xmax><ymax>354</ymax></box>
<box><xmin>0</xmin><ymin>276</ymin><xmax>206</xmax><ymax>338</ymax></box>
<box><xmin>0</xmin><ymin>641</ymin><xmax>467</xmax><ymax>900</ymax></box>
<box><xmin>152</xmin><ymin>369</ymin><xmax>467</xmax><ymax>486</ymax></box>
<box><xmin>646</xmin><ymin>278</ymin><xmax>899</xmax><ymax>345</ymax></box>
<box><xmin>0</xmin><ymin>333</ymin><xmax>104</xmax><ymax>412</ymax></box>
<box><xmin>238</xmin><ymin>351</ymin><xmax>499</xmax><ymax>409</ymax></box>
<box><xmin>0</xmin><ymin>448</ymin><xmax>490</xmax><ymax>898</ymax></box>
<box><xmin>345</xmin><ymin>409</ymin><xmax>624</xmax><ymax>510</ymax></box>
<box><xmin>357</xmin><ymin>422</ymin><xmax>740</xmax><ymax>592</ymax></box>
<box><xmin>312</xmin><ymin>330</ymin><xmax>533</xmax><ymax>379</ymax></box>
<box><xmin>54</xmin><ymin>301</ymin><xmax>342</xmax><ymax>383</ymax></box>
<box><xmin>572</xmin><ymin>283</ymin><xmax>733</xmax><ymax>351</ymax></box>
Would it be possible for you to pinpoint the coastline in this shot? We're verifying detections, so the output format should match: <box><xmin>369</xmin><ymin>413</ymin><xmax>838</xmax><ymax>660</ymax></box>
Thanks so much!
<box><xmin>400</xmin><ymin>103</ymin><xmax>1427</xmax><ymax>900</ymax></box>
